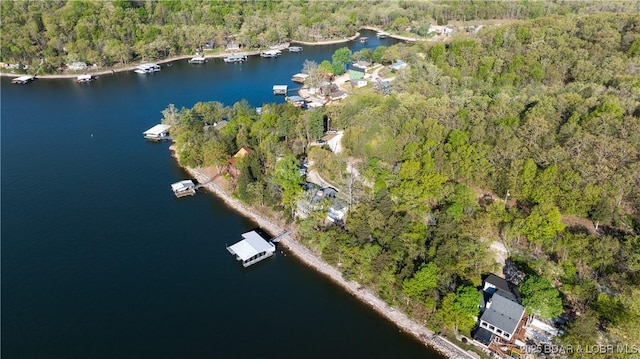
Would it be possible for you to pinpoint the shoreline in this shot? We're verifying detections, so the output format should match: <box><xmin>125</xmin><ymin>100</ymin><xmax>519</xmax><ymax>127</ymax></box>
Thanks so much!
<box><xmin>181</xmin><ymin>161</ymin><xmax>475</xmax><ymax>359</ymax></box>
<box><xmin>1</xmin><ymin>26</ymin><xmax>429</xmax><ymax>80</ymax></box>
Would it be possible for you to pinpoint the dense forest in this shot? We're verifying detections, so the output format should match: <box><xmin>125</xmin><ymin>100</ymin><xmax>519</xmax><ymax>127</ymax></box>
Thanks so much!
<box><xmin>162</xmin><ymin>12</ymin><xmax>640</xmax><ymax>358</ymax></box>
<box><xmin>2</xmin><ymin>0</ymin><xmax>640</xmax><ymax>73</ymax></box>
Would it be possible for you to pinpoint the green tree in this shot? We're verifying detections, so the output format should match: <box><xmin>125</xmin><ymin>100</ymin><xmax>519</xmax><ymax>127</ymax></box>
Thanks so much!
<box><xmin>402</xmin><ymin>262</ymin><xmax>439</xmax><ymax>302</ymax></box>
<box><xmin>519</xmin><ymin>275</ymin><xmax>563</xmax><ymax>320</ymax></box>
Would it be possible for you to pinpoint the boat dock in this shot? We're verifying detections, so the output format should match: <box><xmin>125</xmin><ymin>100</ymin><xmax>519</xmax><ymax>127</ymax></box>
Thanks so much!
<box><xmin>171</xmin><ymin>180</ymin><xmax>197</xmax><ymax>198</ymax></box>
<box><xmin>75</xmin><ymin>74</ymin><xmax>96</xmax><ymax>83</ymax></box>
<box><xmin>143</xmin><ymin>124</ymin><xmax>171</xmax><ymax>140</ymax></box>
<box><xmin>273</xmin><ymin>85</ymin><xmax>288</xmax><ymax>95</ymax></box>
<box><xmin>223</xmin><ymin>54</ymin><xmax>248</xmax><ymax>63</ymax></box>
<box><xmin>288</xmin><ymin>46</ymin><xmax>303</xmax><ymax>52</ymax></box>
<box><xmin>291</xmin><ymin>73</ymin><xmax>309</xmax><ymax>84</ymax></box>
<box><xmin>227</xmin><ymin>230</ymin><xmax>276</xmax><ymax>267</ymax></box>
<box><xmin>260</xmin><ymin>50</ymin><xmax>282</xmax><ymax>58</ymax></box>
<box><xmin>188</xmin><ymin>55</ymin><xmax>206</xmax><ymax>64</ymax></box>
<box><xmin>134</xmin><ymin>63</ymin><xmax>161</xmax><ymax>74</ymax></box>
<box><xmin>12</xmin><ymin>75</ymin><xmax>35</xmax><ymax>84</ymax></box>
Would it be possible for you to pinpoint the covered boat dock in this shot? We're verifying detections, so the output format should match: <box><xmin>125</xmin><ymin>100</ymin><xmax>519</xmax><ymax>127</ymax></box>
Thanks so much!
<box><xmin>12</xmin><ymin>75</ymin><xmax>35</xmax><ymax>84</ymax></box>
<box><xmin>143</xmin><ymin>124</ymin><xmax>171</xmax><ymax>140</ymax></box>
<box><xmin>227</xmin><ymin>230</ymin><xmax>276</xmax><ymax>267</ymax></box>
<box><xmin>273</xmin><ymin>85</ymin><xmax>288</xmax><ymax>95</ymax></box>
<box><xmin>171</xmin><ymin>180</ymin><xmax>196</xmax><ymax>198</ymax></box>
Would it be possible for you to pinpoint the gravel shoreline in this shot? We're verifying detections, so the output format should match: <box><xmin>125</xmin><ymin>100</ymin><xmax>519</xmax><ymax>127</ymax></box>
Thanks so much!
<box><xmin>184</xmin><ymin>165</ymin><xmax>476</xmax><ymax>359</ymax></box>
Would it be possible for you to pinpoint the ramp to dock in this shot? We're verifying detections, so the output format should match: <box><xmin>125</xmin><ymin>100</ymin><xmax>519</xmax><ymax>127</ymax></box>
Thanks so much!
<box><xmin>270</xmin><ymin>230</ymin><xmax>290</xmax><ymax>243</ymax></box>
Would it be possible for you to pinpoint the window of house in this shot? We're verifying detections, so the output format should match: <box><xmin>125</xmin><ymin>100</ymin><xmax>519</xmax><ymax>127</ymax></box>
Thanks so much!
<box><xmin>497</xmin><ymin>329</ymin><xmax>503</xmax><ymax>334</ymax></box>
<box><xmin>481</xmin><ymin>322</ymin><xmax>488</xmax><ymax>328</ymax></box>
<box><xmin>489</xmin><ymin>325</ymin><xmax>495</xmax><ymax>330</ymax></box>
<box><xmin>505</xmin><ymin>333</ymin><xmax>510</xmax><ymax>338</ymax></box>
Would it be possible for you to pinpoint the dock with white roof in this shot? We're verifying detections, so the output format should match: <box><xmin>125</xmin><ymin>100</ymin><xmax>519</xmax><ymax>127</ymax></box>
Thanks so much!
<box><xmin>143</xmin><ymin>124</ymin><xmax>171</xmax><ymax>140</ymax></box>
<box><xmin>227</xmin><ymin>230</ymin><xmax>277</xmax><ymax>267</ymax></box>
<box><xmin>12</xmin><ymin>75</ymin><xmax>35</xmax><ymax>84</ymax></box>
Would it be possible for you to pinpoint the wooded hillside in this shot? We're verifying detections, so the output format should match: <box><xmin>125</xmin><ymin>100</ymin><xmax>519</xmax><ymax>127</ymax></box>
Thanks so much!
<box><xmin>2</xmin><ymin>0</ymin><xmax>639</xmax><ymax>73</ymax></box>
<box><xmin>164</xmin><ymin>12</ymin><xmax>640</xmax><ymax>356</ymax></box>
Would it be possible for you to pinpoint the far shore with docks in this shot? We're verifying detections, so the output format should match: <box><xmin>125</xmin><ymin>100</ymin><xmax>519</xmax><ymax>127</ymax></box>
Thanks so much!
<box><xmin>2</xmin><ymin>25</ymin><xmax>424</xmax><ymax>81</ymax></box>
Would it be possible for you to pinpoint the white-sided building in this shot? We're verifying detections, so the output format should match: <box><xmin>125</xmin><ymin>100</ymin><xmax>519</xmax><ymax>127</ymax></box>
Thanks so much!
<box><xmin>227</xmin><ymin>230</ymin><xmax>276</xmax><ymax>267</ymax></box>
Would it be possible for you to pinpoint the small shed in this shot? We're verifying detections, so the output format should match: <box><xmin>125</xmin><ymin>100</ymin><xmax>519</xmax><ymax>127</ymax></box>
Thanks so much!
<box><xmin>143</xmin><ymin>124</ymin><xmax>171</xmax><ymax>140</ymax></box>
<box><xmin>227</xmin><ymin>230</ymin><xmax>276</xmax><ymax>267</ymax></box>
<box><xmin>273</xmin><ymin>85</ymin><xmax>288</xmax><ymax>95</ymax></box>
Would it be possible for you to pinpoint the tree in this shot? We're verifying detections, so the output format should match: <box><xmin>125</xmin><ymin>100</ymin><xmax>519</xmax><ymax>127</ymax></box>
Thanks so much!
<box><xmin>272</xmin><ymin>154</ymin><xmax>302</xmax><ymax>217</ymax></box>
<box><xmin>519</xmin><ymin>275</ymin><xmax>563</xmax><ymax>320</ymax></box>
<box><xmin>402</xmin><ymin>262</ymin><xmax>439</xmax><ymax>302</ymax></box>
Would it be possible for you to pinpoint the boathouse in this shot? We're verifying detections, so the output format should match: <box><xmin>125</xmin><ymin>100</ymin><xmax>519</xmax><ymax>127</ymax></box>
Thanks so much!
<box><xmin>227</xmin><ymin>230</ymin><xmax>276</xmax><ymax>267</ymax></box>
<box><xmin>12</xmin><ymin>75</ymin><xmax>34</xmax><ymax>84</ymax></box>
<box><xmin>143</xmin><ymin>124</ymin><xmax>171</xmax><ymax>140</ymax></box>
<box><xmin>171</xmin><ymin>180</ymin><xmax>196</xmax><ymax>198</ymax></box>
<box><xmin>291</xmin><ymin>73</ymin><xmax>309</xmax><ymax>84</ymax></box>
<box><xmin>273</xmin><ymin>85</ymin><xmax>288</xmax><ymax>95</ymax></box>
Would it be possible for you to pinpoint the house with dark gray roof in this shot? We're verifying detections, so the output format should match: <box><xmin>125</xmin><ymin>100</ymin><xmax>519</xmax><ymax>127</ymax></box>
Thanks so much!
<box><xmin>473</xmin><ymin>274</ymin><xmax>526</xmax><ymax>351</ymax></box>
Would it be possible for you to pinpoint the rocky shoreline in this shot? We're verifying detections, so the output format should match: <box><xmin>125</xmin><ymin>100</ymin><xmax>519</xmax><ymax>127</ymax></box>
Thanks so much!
<box><xmin>182</xmin><ymin>163</ymin><xmax>476</xmax><ymax>359</ymax></box>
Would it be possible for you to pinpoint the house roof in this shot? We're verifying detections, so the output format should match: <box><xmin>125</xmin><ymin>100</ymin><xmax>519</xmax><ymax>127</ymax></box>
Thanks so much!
<box><xmin>227</xmin><ymin>231</ymin><xmax>273</xmax><ymax>261</ymax></box>
<box><xmin>484</xmin><ymin>273</ymin><xmax>518</xmax><ymax>302</ymax></box>
<box><xmin>473</xmin><ymin>327</ymin><xmax>494</xmax><ymax>346</ymax></box>
<box><xmin>350</xmin><ymin>66</ymin><xmax>365</xmax><ymax>73</ymax></box>
<box><xmin>480</xmin><ymin>292</ymin><xmax>525</xmax><ymax>336</ymax></box>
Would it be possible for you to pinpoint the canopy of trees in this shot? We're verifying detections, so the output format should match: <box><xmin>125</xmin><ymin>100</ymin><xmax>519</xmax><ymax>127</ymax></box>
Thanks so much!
<box><xmin>2</xmin><ymin>0</ymin><xmax>639</xmax><ymax>73</ymax></box>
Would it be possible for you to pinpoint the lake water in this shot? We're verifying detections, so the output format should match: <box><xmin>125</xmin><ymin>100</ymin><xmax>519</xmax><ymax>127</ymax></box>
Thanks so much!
<box><xmin>1</xmin><ymin>30</ymin><xmax>445</xmax><ymax>359</ymax></box>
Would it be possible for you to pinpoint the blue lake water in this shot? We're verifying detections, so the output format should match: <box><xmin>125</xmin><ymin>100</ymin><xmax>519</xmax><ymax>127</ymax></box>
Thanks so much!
<box><xmin>1</xmin><ymin>31</ymin><xmax>445</xmax><ymax>359</ymax></box>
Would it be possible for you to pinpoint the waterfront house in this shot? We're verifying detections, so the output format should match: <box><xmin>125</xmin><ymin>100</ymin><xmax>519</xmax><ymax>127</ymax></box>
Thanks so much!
<box><xmin>227</xmin><ymin>230</ymin><xmax>276</xmax><ymax>267</ymax></box>
<box><xmin>473</xmin><ymin>274</ymin><xmax>527</xmax><ymax>357</ymax></box>
<box><xmin>227</xmin><ymin>147</ymin><xmax>254</xmax><ymax>178</ymax></box>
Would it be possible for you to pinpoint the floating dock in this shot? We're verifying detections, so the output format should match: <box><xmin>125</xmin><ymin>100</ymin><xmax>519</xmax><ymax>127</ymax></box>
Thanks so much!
<box><xmin>12</xmin><ymin>75</ymin><xmax>34</xmax><ymax>84</ymax></box>
<box><xmin>171</xmin><ymin>180</ymin><xmax>196</xmax><ymax>198</ymax></box>
<box><xmin>288</xmin><ymin>46</ymin><xmax>303</xmax><ymax>52</ymax></box>
<box><xmin>227</xmin><ymin>230</ymin><xmax>276</xmax><ymax>267</ymax></box>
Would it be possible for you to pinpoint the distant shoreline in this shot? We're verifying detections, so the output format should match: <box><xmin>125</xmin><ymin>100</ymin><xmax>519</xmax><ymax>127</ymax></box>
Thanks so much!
<box><xmin>1</xmin><ymin>27</ymin><xmax>426</xmax><ymax>80</ymax></box>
